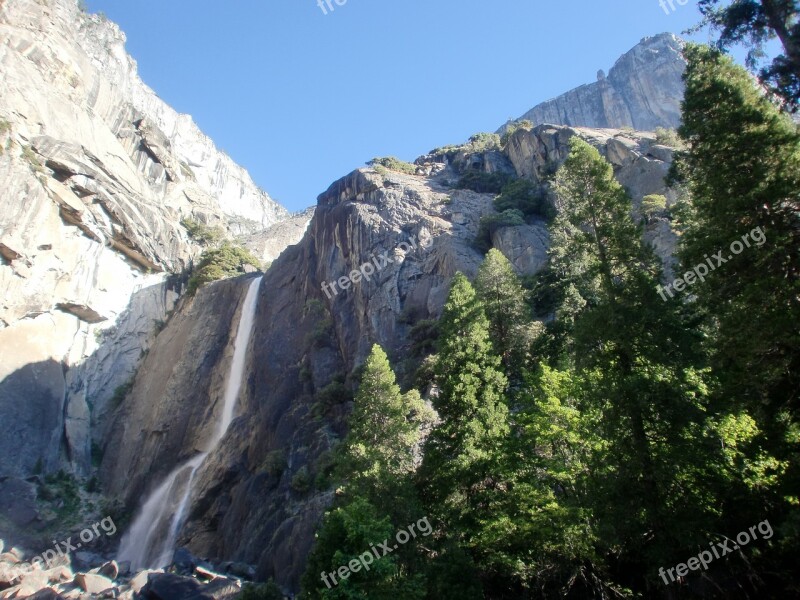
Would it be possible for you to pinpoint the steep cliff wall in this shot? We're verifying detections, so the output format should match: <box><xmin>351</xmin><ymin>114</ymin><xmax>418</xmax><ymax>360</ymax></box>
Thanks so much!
<box><xmin>102</xmin><ymin>124</ymin><xmax>679</xmax><ymax>590</ymax></box>
<box><xmin>507</xmin><ymin>33</ymin><xmax>685</xmax><ymax>131</ymax></box>
<box><xmin>0</xmin><ymin>0</ymin><xmax>292</xmax><ymax>492</ymax></box>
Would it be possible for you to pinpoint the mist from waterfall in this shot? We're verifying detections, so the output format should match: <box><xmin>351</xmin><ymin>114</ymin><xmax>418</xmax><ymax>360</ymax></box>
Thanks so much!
<box><xmin>117</xmin><ymin>276</ymin><xmax>263</xmax><ymax>570</ymax></box>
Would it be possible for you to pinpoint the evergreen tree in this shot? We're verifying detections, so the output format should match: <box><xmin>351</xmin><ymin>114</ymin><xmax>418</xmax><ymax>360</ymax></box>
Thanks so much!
<box><xmin>547</xmin><ymin>136</ymin><xmax>733</xmax><ymax>590</ymax></box>
<box><xmin>339</xmin><ymin>344</ymin><xmax>434</xmax><ymax>505</ymax></box>
<box><xmin>418</xmin><ymin>273</ymin><xmax>509</xmax><ymax>592</ymax></box>
<box><xmin>673</xmin><ymin>44</ymin><xmax>800</xmax><ymax>592</ymax></box>
<box><xmin>421</xmin><ymin>273</ymin><xmax>509</xmax><ymax>508</ymax></box>
<box><xmin>474</xmin><ymin>248</ymin><xmax>532</xmax><ymax>378</ymax></box>
<box><xmin>696</xmin><ymin>0</ymin><xmax>800</xmax><ymax>105</ymax></box>
<box><xmin>301</xmin><ymin>346</ymin><xmax>433</xmax><ymax>599</ymax></box>
<box><xmin>676</xmin><ymin>44</ymin><xmax>800</xmax><ymax>425</ymax></box>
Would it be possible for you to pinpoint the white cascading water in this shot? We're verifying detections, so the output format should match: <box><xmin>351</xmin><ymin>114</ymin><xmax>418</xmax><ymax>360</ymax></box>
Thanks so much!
<box><xmin>117</xmin><ymin>276</ymin><xmax>263</xmax><ymax>570</ymax></box>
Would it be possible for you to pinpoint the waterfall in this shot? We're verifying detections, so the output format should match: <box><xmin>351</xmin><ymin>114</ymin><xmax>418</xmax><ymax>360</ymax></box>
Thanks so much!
<box><xmin>117</xmin><ymin>276</ymin><xmax>263</xmax><ymax>570</ymax></box>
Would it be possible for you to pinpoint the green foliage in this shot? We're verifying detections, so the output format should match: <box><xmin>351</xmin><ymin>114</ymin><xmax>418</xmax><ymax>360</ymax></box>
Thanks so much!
<box><xmin>500</xmin><ymin>119</ymin><xmax>533</xmax><ymax>146</ymax></box>
<box><xmin>408</xmin><ymin>319</ymin><xmax>439</xmax><ymax>357</ymax></box>
<box><xmin>291</xmin><ymin>466</ymin><xmax>312</xmax><ymax>494</ymax></box>
<box><xmin>239</xmin><ymin>581</ymin><xmax>284</xmax><ymax>600</ymax></box>
<box><xmin>474</xmin><ymin>249</ymin><xmax>532</xmax><ymax>378</ymax></box>
<box><xmin>676</xmin><ymin>44</ymin><xmax>800</xmax><ymax>413</ymax></box>
<box><xmin>38</xmin><ymin>471</ymin><xmax>82</xmax><ymax>525</ymax></box>
<box><xmin>304</xmin><ymin>299</ymin><xmax>334</xmax><ymax>348</ymax></box>
<box><xmin>420</xmin><ymin>274</ymin><xmax>508</xmax><ymax>533</ymax></box>
<box><xmin>493</xmin><ymin>178</ymin><xmax>554</xmax><ymax>219</ymax></box>
<box><xmin>311</xmin><ymin>381</ymin><xmax>351</xmax><ymax>419</ymax></box>
<box><xmin>695</xmin><ymin>0</ymin><xmax>800</xmax><ymax>106</ymax></box>
<box><xmin>455</xmin><ymin>170</ymin><xmax>511</xmax><ymax>194</ymax></box>
<box><xmin>301</xmin><ymin>496</ymin><xmax>426</xmax><ymax>600</ymax></box>
<box><xmin>181</xmin><ymin>218</ymin><xmax>225</xmax><ymax>246</ymax></box>
<box><xmin>187</xmin><ymin>243</ymin><xmax>260</xmax><ymax>296</ymax></box>
<box><xmin>640</xmin><ymin>193</ymin><xmax>668</xmax><ymax>222</ymax></box>
<box><xmin>431</xmin><ymin>132</ymin><xmax>502</xmax><ymax>156</ymax></box>
<box><xmin>464</xmin><ymin>132</ymin><xmax>501</xmax><ymax>152</ymax></box>
<box><xmin>367</xmin><ymin>156</ymin><xmax>417</xmax><ymax>175</ymax></box>
<box><xmin>654</xmin><ymin>126</ymin><xmax>684</xmax><ymax>148</ymax></box>
<box><xmin>21</xmin><ymin>145</ymin><xmax>44</xmax><ymax>172</ymax></box>
<box><xmin>474</xmin><ymin>209</ymin><xmax>525</xmax><ymax>253</ymax></box>
<box><xmin>262</xmin><ymin>450</ymin><xmax>288</xmax><ymax>477</ymax></box>
<box><xmin>91</xmin><ymin>441</ymin><xmax>104</xmax><ymax>468</ymax></box>
<box><xmin>339</xmin><ymin>345</ymin><xmax>434</xmax><ymax>496</ymax></box>
<box><xmin>301</xmin><ymin>347</ymin><xmax>433</xmax><ymax>599</ymax></box>
<box><xmin>109</xmin><ymin>379</ymin><xmax>133</xmax><ymax>410</ymax></box>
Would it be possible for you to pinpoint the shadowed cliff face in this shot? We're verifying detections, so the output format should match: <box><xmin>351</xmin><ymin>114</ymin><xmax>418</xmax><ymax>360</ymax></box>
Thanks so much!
<box><xmin>100</xmin><ymin>277</ymin><xmax>260</xmax><ymax>504</ymax></box>
<box><xmin>101</xmin><ymin>124</ymin><xmax>681</xmax><ymax>591</ymax></box>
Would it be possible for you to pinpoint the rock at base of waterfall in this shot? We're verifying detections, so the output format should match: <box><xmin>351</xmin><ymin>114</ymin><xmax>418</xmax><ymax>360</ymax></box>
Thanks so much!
<box><xmin>26</xmin><ymin>589</ymin><xmax>68</xmax><ymax>600</ymax></box>
<box><xmin>74</xmin><ymin>572</ymin><xmax>114</xmax><ymax>594</ymax></box>
<box><xmin>129</xmin><ymin>569</ymin><xmax>163</xmax><ymax>594</ymax></box>
<box><xmin>90</xmin><ymin>560</ymin><xmax>120</xmax><ymax>580</ymax></box>
<box><xmin>140</xmin><ymin>572</ymin><xmax>241</xmax><ymax>600</ymax></box>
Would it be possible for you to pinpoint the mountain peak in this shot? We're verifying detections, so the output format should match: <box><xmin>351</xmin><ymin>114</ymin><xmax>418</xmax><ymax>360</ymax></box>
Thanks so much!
<box><xmin>504</xmin><ymin>33</ymin><xmax>686</xmax><ymax>131</ymax></box>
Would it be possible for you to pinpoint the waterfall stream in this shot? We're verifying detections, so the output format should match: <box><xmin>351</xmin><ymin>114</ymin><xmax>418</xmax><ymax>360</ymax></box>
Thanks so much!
<box><xmin>117</xmin><ymin>276</ymin><xmax>263</xmax><ymax>570</ymax></box>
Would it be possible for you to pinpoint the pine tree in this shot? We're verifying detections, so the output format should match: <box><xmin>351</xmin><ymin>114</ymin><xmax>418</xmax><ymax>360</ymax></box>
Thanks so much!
<box><xmin>474</xmin><ymin>248</ymin><xmax>532</xmax><ymax>378</ymax></box>
<box><xmin>421</xmin><ymin>273</ymin><xmax>509</xmax><ymax>502</ymax></box>
<box><xmin>339</xmin><ymin>344</ymin><xmax>434</xmax><ymax>504</ymax></box>
<box><xmin>673</xmin><ymin>44</ymin><xmax>800</xmax><ymax>592</ymax></box>
<box><xmin>696</xmin><ymin>0</ymin><xmax>800</xmax><ymax>105</ymax></box>
<box><xmin>547</xmin><ymin>136</ymin><xmax>731</xmax><ymax>589</ymax></box>
<box><xmin>301</xmin><ymin>346</ymin><xmax>433</xmax><ymax>599</ymax></box>
<box><xmin>676</xmin><ymin>44</ymin><xmax>800</xmax><ymax>424</ymax></box>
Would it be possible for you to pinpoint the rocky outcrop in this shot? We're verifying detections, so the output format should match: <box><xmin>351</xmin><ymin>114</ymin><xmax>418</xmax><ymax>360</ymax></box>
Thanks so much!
<box><xmin>241</xmin><ymin>207</ymin><xmax>316</xmax><ymax>264</ymax></box>
<box><xmin>0</xmin><ymin>0</ymin><xmax>294</xmax><ymax>497</ymax></box>
<box><xmin>505</xmin><ymin>33</ymin><xmax>685</xmax><ymax>131</ymax></box>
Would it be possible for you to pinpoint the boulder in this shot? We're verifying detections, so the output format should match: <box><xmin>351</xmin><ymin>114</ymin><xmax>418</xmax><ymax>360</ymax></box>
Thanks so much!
<box><xmin>129</xmin><ymin>570</ymin><xmax>162</xmax><ymax>594</ymax></box>
<box><xmin>43</xmin><ymin>565</ymin><xmax>73</xmax><ymax>584</ymax></box>
<box><xmin>74</xmin><ymin>572</ymin><xmax>114</xmax><ymax>595</ymax></box>
<box><xmin>91</xmin><ymin>561</ymin><xmax>119</xmax><ymax>581</ymax></box>
<box><xmin>140</xmin><ymin>573</ymin><xmax>202</xmax><ymax>599</ymax></box>
<box><xmin>27</xmin><ymin>589</ymin><xmax>68</xmax><ymax>600</ymax></box>
<box><xmin>183</xmin><ymin>578</ymin><xmax>241</xmax><ymax>600</ymax></box>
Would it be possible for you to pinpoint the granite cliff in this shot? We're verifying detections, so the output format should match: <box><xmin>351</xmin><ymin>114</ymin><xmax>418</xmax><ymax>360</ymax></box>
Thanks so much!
<box><xmin>101</xmin><ymin>123</ymin><xmax>680</xmax><ymax>591</ymax></box>
<box><xmin>505</xmin><ymin>33</ymin><xmax>686</xmax><ymax>131</ymax></box>
<box><xmin>0</xmin><ymin>0</ymin><xmax>306</xmax><ymax>545</ymax></box>
<box><xmin>0</xmin><ymin>2</ymin><xmax>685</xmax><ymax>596</ymax></box>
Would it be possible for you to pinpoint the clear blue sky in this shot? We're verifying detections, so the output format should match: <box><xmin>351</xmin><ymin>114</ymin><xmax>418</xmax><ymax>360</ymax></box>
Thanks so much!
<box><xmin>86</xmin><ymin>0</ymin><xmax>715</xmax><ymax>212</ymax></box>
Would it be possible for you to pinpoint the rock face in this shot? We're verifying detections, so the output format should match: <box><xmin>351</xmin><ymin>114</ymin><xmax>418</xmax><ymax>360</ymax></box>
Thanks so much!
<box><xmin>0</xmin><ymin>0</ymin><xmax>300</xmax><ymax>546</ymax></box>
<box><xmin>102</xmin><ymin>123</ymin><xmax>679</xmax><ymax>591</ymax></box>
<box><xmin>506</xmin><ymin>33</ymin><xmax>686</xmax><ymax>131</ymax></box>
<box><xmin>242</xmin><ymin>207</ymin><xmax>316</xmax><ymax>264</ymax></box>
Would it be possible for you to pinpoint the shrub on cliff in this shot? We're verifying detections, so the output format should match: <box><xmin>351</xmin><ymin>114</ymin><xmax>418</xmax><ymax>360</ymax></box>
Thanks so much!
<box><xmin>474</xmin><ymin>209</ymin><xmax>525</xmax><ymax>252</ymax></box>
<box><xmin>456</xmin><ymin>170</ymin><xmax>512</xmax><ymax>194</ymax></box>
<box><xmin>367</xmin><ymin>156</ymin><xmax>417</xmax><ymax>175</ymax></box>
<box><xmin>187</xmin><ymin>243</ymin><xmax>260</xmax><ymax>296</ymax></box>
<box><xmin>494</xmin><ymin>178</ymin><xmax>554</xmax><ymax>219</ymax></box>
<box><xmin>181</xmin><ymin>218</ymin><xmax>225</xmax><ymax>246</ymax></box>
